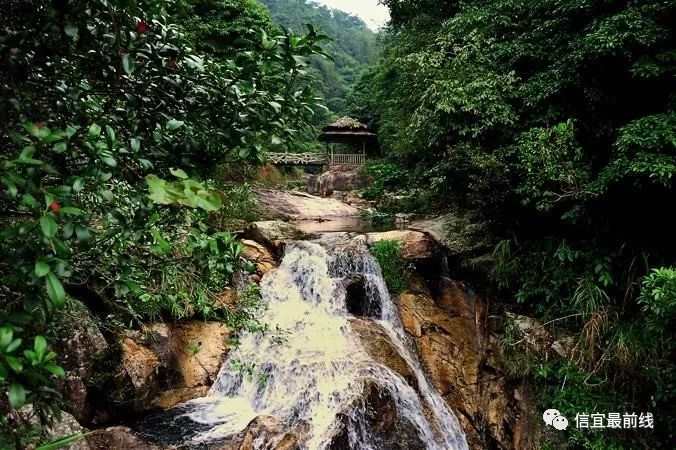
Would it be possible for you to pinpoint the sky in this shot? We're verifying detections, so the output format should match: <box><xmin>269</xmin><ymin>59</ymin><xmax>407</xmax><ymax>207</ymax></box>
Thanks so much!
<box><xmin>312</xmin><ymin>0</ymin><xmax>390</xmax><ymax>30</ymax></box>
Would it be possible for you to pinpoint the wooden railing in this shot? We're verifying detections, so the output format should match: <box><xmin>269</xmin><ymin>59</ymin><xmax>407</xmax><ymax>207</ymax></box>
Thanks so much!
<box><xmin>329</xmin><ymin>153</ymin><xmax>366</xmax><ymax>166</ymax></box>
<box><xmin>268</xmin><ymin>152</ymin><xmax>328</xmax><ymax>165</ymax></box>
<box><xmin>267</xmin><ymin>152</ymin><xmax>367</xmax><ymax>167</ymax></box>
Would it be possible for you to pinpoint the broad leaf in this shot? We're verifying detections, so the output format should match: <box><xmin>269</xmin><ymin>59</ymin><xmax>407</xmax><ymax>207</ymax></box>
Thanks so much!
<box><xmin>45</xmin><ymin>272</ymin><xmax>66</xmax><ymax>307</ymax></box>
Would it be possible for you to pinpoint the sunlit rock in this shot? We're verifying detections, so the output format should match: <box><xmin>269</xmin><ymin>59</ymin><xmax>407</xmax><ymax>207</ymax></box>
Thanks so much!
<box><xmin>240</xmin><ymin>239</ymin><xmax>277</xmax><ymax>274</ymax></box>
<box><xmin>396</xmin><ymin>280</ymin><xmax>536</xmax><ymax>449</ymax></box>
<box><xmin>365</xmin><ymin>230</ymin><xmax>438</xmax><ymax>261</ymax></box>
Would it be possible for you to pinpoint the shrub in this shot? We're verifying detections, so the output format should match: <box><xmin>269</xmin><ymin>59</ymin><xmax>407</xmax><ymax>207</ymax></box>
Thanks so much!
<box><xmin>371</xmin><ymin>240</ymin><xmax>408</xmax><ymax>293</ymax></box>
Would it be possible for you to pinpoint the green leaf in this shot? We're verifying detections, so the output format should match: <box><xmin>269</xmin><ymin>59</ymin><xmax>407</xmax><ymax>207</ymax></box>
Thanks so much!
<box><xmin>0</xmin><ymin>327</ymin><xmax>12</xmax><ymax>350</ymax></box>
<box><xmin>53</xmin><ymin>141</ymin><xmax>67</xmax><ymax>153</ymax></box>
<box><xmin>165</xmin><ymin>119</ymin><xmax>184</xmax><ymax>130</ymax></box>
<box><xmin>130</xmin><ymin>138</ymin><xmax>140</xmax><ymax>152</ymax></box>
<box><xmin>8</xmin><ymin>382</ymin><xmax>26</xmax><ymax>409</ymax></box>
<box><xmin>43</xmin><ymin>364</ymin><xmax>65</xmax><ymax>377</ymax></box>
<box><xmin>59</xmin><ymin>207</ymin><xmax>82</xmax><ymax>215</ymax></box>
<box><xmin>88</xmin><ymin>123</ymin><xmax>101</xmax><ymax>137</ymax></box>
<box><xmin>45</xmin><ymin>272</ymin><xmax>66</xmax><ymax>307</ymax></box>
<box><xmin>64</xmin><ymin>23</ymin><xmax>78</xmax><ymax>37</ymax></box>
<box><xmin>170</xmin><ymin>168</ymin><xmax>188</xmax><ymax>179</ymax></box>
<box><xmin>35</xmin><ymin>260</ymin><xmax>51</xmax><ymax>277</ymax></box>
<box><xmin>122</xmin><ymin>53</ymin><xmax>135</xmax><ymax>75</ymax></box>
<box><xmin>40</xmin><ymin>215</ymin><xmax>58</xmax><ymax>238</ymax></box>
<box><xmin>5</xmin><ymin>338</ymin><xmax>22</xmax><ymax>353</ymax></box>
<box><xmin>6</xmin><ymin>356</ymin><xmax>23</xmax><ymax>373</ymax></box>
<box><xmin>34</xmin><ymin>335</ymin><xmax>47</xmax><ymax>361</ymax></box>
<box><xmin>72</xmin><ymin>177</ymin><xmax>85</xmax><ymax>193</ymax></box>
<box><xmin>36</xmin><ymin>432</ymin><xmax>92</xmax><ymax>450</ymax></box>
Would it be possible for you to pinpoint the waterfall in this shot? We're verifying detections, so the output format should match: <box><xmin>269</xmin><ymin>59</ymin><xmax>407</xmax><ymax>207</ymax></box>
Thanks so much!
<box><xmin>182</xmin><ymin>236</ymin><xmax>468</xmax><ymax>450</ymax></box>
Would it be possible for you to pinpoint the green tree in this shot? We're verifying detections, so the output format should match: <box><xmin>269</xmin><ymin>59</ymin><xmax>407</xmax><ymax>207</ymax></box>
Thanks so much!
<box><xmin>0</xmin><ymin>0</ymin><xmax>327</xmax><ymax>442</ymax></box>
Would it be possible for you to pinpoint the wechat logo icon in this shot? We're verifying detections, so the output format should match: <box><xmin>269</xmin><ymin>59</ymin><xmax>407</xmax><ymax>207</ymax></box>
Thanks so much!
<box><xmin>543</xmin><ymin>409</ymin><xmax>569</xmax><ymax>430</ymax></box>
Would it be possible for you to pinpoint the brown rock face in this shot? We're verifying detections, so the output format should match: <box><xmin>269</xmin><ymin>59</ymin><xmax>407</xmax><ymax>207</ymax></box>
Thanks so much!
<box><xmin>397</xmin><ymin>279</ymin><xmax>535</xmax><ymax>450</ymax></box>
<box><xmin>121</xmin><ymin>337</ymin><xmax>162</xmax><ymax>391</ymax></box>
<box><xmin>240</xmin><ymin>238</ymin><xmax>277</xmax><ymax>274</ymax></box>
<box><xmin>117</xmin><ymin>321</ymin><xmax>231</xmax><ymax>411</ymax></box>
<box><xmin>86</xmin><ymin>426</ymin><xmax>161</xmax><ymax>450</ymax></box>
<box><xmin>366</xmin><ymin>230</ymin><xmax>438</xmax><ymax>261</ymax></box>
<box><xmin>170</xmin><ymin>321</ymin><xmax>230</xmax><ymax>389</ymax></box>
<box><xmin>306</xmin><ymin>166</ymin><xmax>373</xmax><ymax>196</ymax></box>
<box><xmin>241</xmin><ymin>220</ymin><xmax>307</xmax><ymax>254</ymax></box>
<box><xmin>349</xmin><ymin>318</ymin><xmax>416</xmax><ymax>389</ymax></box>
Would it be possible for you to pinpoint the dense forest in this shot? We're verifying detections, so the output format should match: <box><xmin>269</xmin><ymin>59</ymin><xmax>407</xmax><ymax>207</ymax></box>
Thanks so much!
<box><xmin>261</xmin><ymin>0</ymin><xmax>378</xmax><ymax>114</ymax></box>
<box><xmin>0</xmin><ymin>0</ymin><xmax>674</xmax><ymax>449</ymax></box>
<box><xmin>348</xmin><ymin>0</ymin><xmax>675</xmax><ymax>448</ymax></box>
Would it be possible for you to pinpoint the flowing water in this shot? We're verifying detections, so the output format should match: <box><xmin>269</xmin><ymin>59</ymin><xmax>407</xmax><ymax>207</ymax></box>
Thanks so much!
<box><xmin>171</xmin><ymin>235</ymin><xmax>468</xmax><ymax>449</ymax></box>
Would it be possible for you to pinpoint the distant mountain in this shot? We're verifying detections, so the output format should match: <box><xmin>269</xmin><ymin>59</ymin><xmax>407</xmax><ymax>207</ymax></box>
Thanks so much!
<box><xmin>259</xmin><ymin>0</ymin><xmax>378</xmax><ymax>115</ymax></box>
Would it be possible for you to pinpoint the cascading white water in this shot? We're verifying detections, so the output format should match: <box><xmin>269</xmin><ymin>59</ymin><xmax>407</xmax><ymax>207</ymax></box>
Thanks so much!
<box><xmin>184</xmin><ymin>236</ymin><xmax>469</xmax><ymax>450</ymax></box>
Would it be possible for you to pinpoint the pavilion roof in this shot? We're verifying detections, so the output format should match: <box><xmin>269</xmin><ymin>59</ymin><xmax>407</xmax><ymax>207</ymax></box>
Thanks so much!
<box><xmin>319</xmin><ymin>116</ymin><xmax>376</xmax><ymax>142</ymax></box>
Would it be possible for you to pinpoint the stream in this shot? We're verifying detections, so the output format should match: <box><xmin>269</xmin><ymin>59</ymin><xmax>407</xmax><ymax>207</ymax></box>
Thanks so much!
<box><xmin>138</xmin><ymin>234</ymin><xmax>468</xmax><ymax>449</ymax></box>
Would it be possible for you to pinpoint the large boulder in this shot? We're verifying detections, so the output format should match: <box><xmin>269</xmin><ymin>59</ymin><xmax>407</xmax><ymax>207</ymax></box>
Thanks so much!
<box><xmin>307</xmin><ymin>166</ymin><xmax>373</xmax><ymax>195</ymax></box>
<box><xmin>241</xmin><ymin>220</ymin><xmax>307</xmax><ymax>254</ymax></box>
<box><xmin>240</xmin><ymin>239</ymin><xmax>277</xmax><ymax>274</ymax></box>
<box><xmin>365</xmin><ymin>230</ymin><xmax>438</xmax><ymax>261</ymax></box>
<box><xmin>86</xmin><ymin>426</ymin><xmax>161</xmax><ymax>450</ymax></box>
<box><xmin>255</xmin><ymin>189</ymin><xmax>360</xmax><ymax>220</ymax></box>
<box><xmin>53</xmin><ymin>300</ymin><xmax>108</xmax><ymax>423</ymax></box>
<box><xmin>116</xmin><ymin>321</ymin><xmax>231</xmax><ymax>411</ymax></box>
<box><xmin>46</xmin><ymin>410</ymin><xmax>92</xmax><ymax>450</ymax></box>
<box><xmin>408</xmin><ymin>211</ymin><xmax>493</xmax><ymax>271</ymax></box>
<box><xmin>396</xmin><ymin>279</ymin><xmax>535</xmax><ymax>450</ymax></box>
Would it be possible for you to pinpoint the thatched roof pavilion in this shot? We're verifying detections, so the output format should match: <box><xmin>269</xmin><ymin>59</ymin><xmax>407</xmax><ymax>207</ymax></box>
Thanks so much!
<box><xmin>319</xmin><ymin>117</ymin><xmax>377</xmax><ymax>146</ymax></box>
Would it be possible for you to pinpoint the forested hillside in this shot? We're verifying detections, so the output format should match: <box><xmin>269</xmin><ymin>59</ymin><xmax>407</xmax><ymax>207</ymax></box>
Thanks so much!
<box><xmin>260</xmin><ymin>0</ymin><xmax>378</xmax><ymax>114</ymax></box>
<box><xmin>349</xmin><ymin>0</ymin><xmax>675</xmax><ymax>448</ymax></box>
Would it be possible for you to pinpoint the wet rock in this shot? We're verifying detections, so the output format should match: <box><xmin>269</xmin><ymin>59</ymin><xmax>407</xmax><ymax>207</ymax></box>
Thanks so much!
<box><xmin>396</xmin><ymin>281</ymin><xmax>535</xmax><ymax>450</ymax></box>
<box><xmin>344</xmin><ymin>275</ymin><xmax>380</xmax><ymax>317</ymax></box>
<box><xmin>349</xmin><ymin>318</ymin><xmax>416</xmax><ymax>389</ymax></box>
<box><xmin>329</xmin><ymin>380</ymin><xmax>426</xmax><ymax>450</ymax></box>
<box><xmin>151</xmin><ymin>386</ymin><xmax>210</xmax><ymax>409</ymax></box>
<box><xmin>209</xmin><ymin>416</ymin><xmax>309</xmax><ymax>450</ymax></box>
<box><xmin>365</xmin><ymin>230</ymin><xmax>438</xmax><ymax>261</ymax></box>
<box><xmin>240</xmin><ymin>239</ymin><xmax>277</xmax><ymax>274</ymax></box>
<box><xmin>86</xmin><ymin>426</ymin><xmax>161</xmax><ymax>450</ymax></box>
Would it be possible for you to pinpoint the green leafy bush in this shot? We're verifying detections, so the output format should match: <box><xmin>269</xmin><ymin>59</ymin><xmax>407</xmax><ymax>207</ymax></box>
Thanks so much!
<box><xmin>371</xmin><ymin>240</ymin><xmax>408</xmax><ymax>293</ymax></box>
<box><xmin>0</xmin><ymin>0</ymin><xmax>328</xmax><ymax>439</ymax></box>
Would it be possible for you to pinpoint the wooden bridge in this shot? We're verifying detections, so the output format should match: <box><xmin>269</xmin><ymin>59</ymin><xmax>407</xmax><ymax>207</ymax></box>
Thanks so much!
<box><xmin>268</xmin><ymin>152</ymin><xmax>366</xmax><ymax>167</ymax></box>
